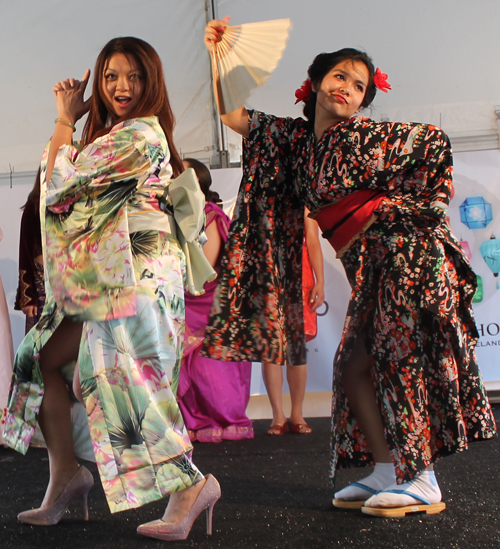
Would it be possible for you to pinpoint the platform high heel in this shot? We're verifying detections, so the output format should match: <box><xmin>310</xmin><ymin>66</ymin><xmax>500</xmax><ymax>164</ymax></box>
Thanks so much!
<box><xmin>137</xmin><ymin>474</ymin><xmax>221</xmax><ymax>541</ymax></box>
<box><xmin>17</xmin><ymin>465</ymin><xmax>94</xmax><ymax>526</ymax></box>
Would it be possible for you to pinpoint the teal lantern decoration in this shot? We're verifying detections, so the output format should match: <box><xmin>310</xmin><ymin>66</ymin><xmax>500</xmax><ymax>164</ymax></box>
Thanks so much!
<box><xmin>460</xmin><ymin>197</ymin><xmax>493</xmax><ymax>229</ymax></box>
<box><xmin>480</xmin><ymin>235</ymin><xmax>500</xmax><ymax>289</ymax></box>
<box><xmin>472</xmin><ymin>274</ymin><xmax>483</xmax><ymax>303</ymax></box>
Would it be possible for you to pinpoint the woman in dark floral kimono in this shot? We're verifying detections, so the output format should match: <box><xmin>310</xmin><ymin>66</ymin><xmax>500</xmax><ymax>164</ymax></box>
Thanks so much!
<box><xmin>203</xmin><ymin>18</ymin><xmax>496</xmax><ymax>517</ymax></box>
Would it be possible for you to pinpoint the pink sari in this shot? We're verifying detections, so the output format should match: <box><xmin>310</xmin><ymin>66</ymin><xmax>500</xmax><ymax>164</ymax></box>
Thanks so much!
<box><xmin>0</xmin><ymin>228</ymin><xmax>14</xmax><ymax>444</ymax></box>
<box><xmin>177</xmin><ymin>203</ymin><xmax>254</xmax><ymax>443</ymax></box>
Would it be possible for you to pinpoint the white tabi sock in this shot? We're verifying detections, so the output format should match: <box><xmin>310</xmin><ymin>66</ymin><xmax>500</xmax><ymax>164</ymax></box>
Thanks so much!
<box><xmin>334</xmin><ymin>462</ymin><xmax>396</xmax><ymax>502</ymax></box>
<box><xmin>364</xmin><ymin>470</ymin><xmax>442</xmax><ymax>508</ymax></box>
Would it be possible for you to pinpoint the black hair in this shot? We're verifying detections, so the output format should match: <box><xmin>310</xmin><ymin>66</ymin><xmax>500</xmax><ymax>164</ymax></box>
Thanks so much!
<box><xmin>21</xmin><ymin>168</ymin><xmax>41</xmax><ymax>210</ymax></box>
<box><xmin>303</xmin><ymin>48</ymin><xmax>376</xmax><ymax>125</ymax></box>
<box><xmin>183</xmin><ymin>158</ymin><xmax>222</xmax><ymax>205</ymax></box>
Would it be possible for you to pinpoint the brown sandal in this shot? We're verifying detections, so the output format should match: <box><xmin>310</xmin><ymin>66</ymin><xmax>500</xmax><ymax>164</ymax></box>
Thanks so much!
<box><xmin>267</xmin><ymin>423</ymin><xmax>288</xmax><ymax>435</ymax></box>
<box><xmin>286</xmin><ymin>421</ymin><xmax>312</xmax><ymax>434</ymax></box>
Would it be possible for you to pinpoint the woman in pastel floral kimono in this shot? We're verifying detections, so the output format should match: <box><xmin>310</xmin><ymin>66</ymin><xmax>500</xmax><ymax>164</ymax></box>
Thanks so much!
<box><xmin>203</xmin><ymin>19</ymin><xmax>496</xmax><ymax>518</ymax></box>
<box><xmin>3</xmin><ymin>37</ymin><xmax>220</xmax><ymax>541</ymax></box>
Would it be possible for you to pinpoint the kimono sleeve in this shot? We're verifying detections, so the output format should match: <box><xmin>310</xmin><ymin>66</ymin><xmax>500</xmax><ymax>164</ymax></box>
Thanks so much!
<box><xmin>14</xmin><ymin>201</ymin><xmax>40</xmax><ymax>310</ymax></box>
<box><xmin>43</xmin><ymin>118</ymin><xmax>163</xmax><ymax>212</ymax></box>
<box><xmin>329</xmin><ymin>119</ymin><xmax>454</xmax><ymax>224</ymax></box>
<box><xmin>202</xmin><ymin>111</ymin><xmax>307</xmax><ymax>366</ymax></box>
<box><xmin>39</xmin><ymin>118</ymin><xmax>166</xmax><ymax>321</ymax></box>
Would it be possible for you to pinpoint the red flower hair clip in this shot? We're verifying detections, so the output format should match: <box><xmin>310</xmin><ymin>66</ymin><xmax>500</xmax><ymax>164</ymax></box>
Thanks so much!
<box><xmin>374</xmin><ymin>68</ymin><xmax>391</xmax><ymax>93</ymax></box>
<box><xmin>295</xmin><ymin>79</ymin><xmax>312</xmax><ymax>104</ymax></box>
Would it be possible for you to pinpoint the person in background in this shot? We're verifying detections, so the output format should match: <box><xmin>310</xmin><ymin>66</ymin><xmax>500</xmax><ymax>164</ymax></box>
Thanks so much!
<box><xmin>263</xmin><ymin>209</ymin><xmax>324</xmax><ymax>435</ymax></box>
<box><xmin>15</xmin><ymin>170</ymin><xmax>46</xmax><ymax>333</ymax></box>
<box><xmin>177</xmin><ymin>158</ymin><xmax>254</xmax><ymax>443</ymax></box>
<box><xmin>0</xmin><ymin>227</ymin><xmax>15</xmax><ymax>446</ymax></box>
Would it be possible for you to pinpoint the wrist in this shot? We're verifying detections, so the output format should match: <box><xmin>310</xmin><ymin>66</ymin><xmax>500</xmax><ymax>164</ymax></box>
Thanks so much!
<box><xmin>57</xmin><ymin>111</ymin><xmax>76</xmax><ymax>124</ymax></box>
<box><xmin>55</xmin><ymin>117</ymin><xmax>76</xmax><ymax>132</ymax></box>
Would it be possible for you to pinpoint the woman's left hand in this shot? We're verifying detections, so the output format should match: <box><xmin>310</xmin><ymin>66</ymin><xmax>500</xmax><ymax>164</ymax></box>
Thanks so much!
<box><xmin>308</xmin><ymin>283</ymin><xmax>325</xmax><ymax>312</ymax></box>
<box><xmin>53</xmin><ymin>69</ymin><xmax>92</xmax><ymax>124</ymax></box>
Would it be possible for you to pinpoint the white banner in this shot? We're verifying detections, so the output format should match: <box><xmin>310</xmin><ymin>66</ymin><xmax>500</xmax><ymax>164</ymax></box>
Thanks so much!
<box><xmin>449</xmin><ymin>149</ymin><xmax>500</xmax><ymax>390</ymax></box>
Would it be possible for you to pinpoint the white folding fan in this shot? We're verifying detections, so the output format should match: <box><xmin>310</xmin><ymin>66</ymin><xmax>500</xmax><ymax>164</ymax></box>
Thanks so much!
<box><xmin>212</xmin><ymin>18</ymin><xmax>293</xmax><ymax>114</ymax></box>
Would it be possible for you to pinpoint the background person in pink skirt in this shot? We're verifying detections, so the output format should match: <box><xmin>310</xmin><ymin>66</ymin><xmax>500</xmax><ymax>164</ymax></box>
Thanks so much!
<box><xmin>177</xmin><ymin>159</ymin><xmax>254</xmax><ymax>443</ymax></box>
<box><xmin>0</xmin><ymin>227</ymin><xmax>15</xmax><ymax>445</ymax></box>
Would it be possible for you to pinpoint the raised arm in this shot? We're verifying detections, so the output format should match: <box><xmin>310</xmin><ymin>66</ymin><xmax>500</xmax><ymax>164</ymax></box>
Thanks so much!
<box><xmin>46</xmin><ymin>70</ymin><xmax>91</xmax><ymax>182</ymax></box>
<box><xmin>204</xmin><ymin>17</ymin><xmax>250</xmax><ymax>138</ymax></box>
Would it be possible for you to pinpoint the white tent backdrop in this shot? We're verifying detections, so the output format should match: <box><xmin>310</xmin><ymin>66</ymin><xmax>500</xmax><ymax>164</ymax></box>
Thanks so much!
<box><xmin>1</xmin><ymin>0</ymin><xmax>500</xmax><ymax>394</ymax></box>
<box><xmin>1</xmin><ymin>0</ymin><xmax>500</xmax><ymax>175</ymax></box>
<box><xmin>0</xmin><ymin>0</ymin><xmax>215</xmax><ymax>173</ymax></box>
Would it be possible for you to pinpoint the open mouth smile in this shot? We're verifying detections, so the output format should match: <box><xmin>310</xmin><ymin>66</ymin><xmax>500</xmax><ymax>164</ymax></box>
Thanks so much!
<box><xmin>115</xmin><ymin>96</ymin><xmax>132</xmax><ymax>106</ymax></box>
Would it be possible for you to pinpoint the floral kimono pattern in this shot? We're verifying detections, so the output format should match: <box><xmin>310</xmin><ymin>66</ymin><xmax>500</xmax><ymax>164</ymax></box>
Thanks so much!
<box><xmin>4</xmin><ymin>117</ymin><xmax>205</xmax><ymax>512</ymax></box>
<box><xmin>203</xmin><ymin>114</ymin><xmax>305</xmax><ymax>366</ymax></box>
<box><xmin>14</xmin><ymin>198</ymin><xmax>46</xmax><ymax>333</ymax></box>
<box><xmin>204</xmin><ymin>111</ymin><xmax>497</xmax><ymax>484</ymax></box>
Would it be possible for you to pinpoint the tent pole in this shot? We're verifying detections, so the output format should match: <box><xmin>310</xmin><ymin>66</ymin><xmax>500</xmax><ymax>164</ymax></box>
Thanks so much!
<box><xmin>205</xmin><ymin>0</ymin><xmax>230</xmax><ymax>168</ymax></box>
<box><xmin>496</xmin><ymin>106</ymin><xmax>500</xmax><ymax>149</ymax></box>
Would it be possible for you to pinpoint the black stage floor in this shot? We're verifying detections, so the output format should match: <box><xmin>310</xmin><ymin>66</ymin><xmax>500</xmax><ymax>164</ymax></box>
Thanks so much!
<box><xmin>1</xmin><ymin>406</ymin><xmax>499</xmax><ymax>549</ymax></box>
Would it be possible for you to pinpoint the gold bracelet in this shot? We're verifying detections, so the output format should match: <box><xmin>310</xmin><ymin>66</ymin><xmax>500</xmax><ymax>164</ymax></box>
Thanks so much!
<box><xmin>54</xmin><ymin>118</ymin><xmax>76</xmax><ymax>132</ymax></box>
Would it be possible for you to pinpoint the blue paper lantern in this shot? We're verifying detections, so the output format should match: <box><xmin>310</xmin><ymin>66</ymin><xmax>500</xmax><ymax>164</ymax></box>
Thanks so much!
<box><xmin>480</xmin><ymin>235</ymin><xmax>500</xmax><ymax>289</ymax></box>
<box><xmin>459</xmin><ymin>197</ymin><xmax>493</xmax><ymax>229</ymax></box>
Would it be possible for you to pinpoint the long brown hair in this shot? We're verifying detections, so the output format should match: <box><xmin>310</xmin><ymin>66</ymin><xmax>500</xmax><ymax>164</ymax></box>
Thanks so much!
<box><xmin>82</xmin><ymin>37</ymin><xmax>183</xmax><ymax>176</ymax></box>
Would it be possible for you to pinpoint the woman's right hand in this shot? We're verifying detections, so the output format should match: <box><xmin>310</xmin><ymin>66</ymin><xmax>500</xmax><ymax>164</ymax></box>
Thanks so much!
<box><xmin>204</xmin><ymin>16</ymin><xmax>230</xmax><ymax>53</ymax></box>
<box><xmin>204</xmin><ymin>16</ymin><xmax>249</xmax><ymax>137</ymax></box>
<box><xmin>53</xmin><ymin>69</ymin><xmax>92</xmax><ymax>124</ymax></box>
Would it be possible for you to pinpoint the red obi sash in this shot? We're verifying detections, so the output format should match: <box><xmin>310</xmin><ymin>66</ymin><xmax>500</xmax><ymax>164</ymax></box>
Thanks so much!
<box><xmin>312</xmin><ymin>189</ymin><xmax>387</xmax><ymax>257</ymax></box>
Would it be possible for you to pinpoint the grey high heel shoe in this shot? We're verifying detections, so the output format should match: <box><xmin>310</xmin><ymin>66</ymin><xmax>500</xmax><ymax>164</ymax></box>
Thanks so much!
<box><xmin>137</xmin><ymin>474</ymin><xmax>221</xmax><ymax>541</ymax></box>
<box><xmin>17</xmin><ymin>465</ymin><xmax>94</xmax><ymax>526</ymax></box>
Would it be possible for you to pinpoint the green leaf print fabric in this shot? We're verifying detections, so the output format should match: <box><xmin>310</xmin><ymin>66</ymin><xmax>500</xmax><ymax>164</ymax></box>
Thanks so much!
<box><xmin>3</xmin><ymin>117</ymin><xmax>203</xmax><ymax>512</ymax></box>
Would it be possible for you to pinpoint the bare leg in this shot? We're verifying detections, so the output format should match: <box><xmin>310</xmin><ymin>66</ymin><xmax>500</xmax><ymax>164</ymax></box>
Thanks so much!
<box><xmin>38</xmin><ymin>317</ymin><xmax>83</xmax><ymax>507</ymax></box>
<box><xmin>261</xmin><ymin>363</ymin><xmax>287</xmax><ymax>426</ymax></box>
<box><xmin>342</xmin><ymin>340</ymin><xmax>392</xmax><ymax>463</ymax></box>
<box><xmin>286</xmin><ymin>364</ymin><xmax>308</xmax><ymax>424</ymax></box>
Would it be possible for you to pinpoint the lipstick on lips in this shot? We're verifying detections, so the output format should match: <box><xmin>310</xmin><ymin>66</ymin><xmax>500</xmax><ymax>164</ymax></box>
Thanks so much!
<box><xmin>332</xmin><ymin>94</ymin><xmax>348</xmax><ymax>104</ymax></box>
